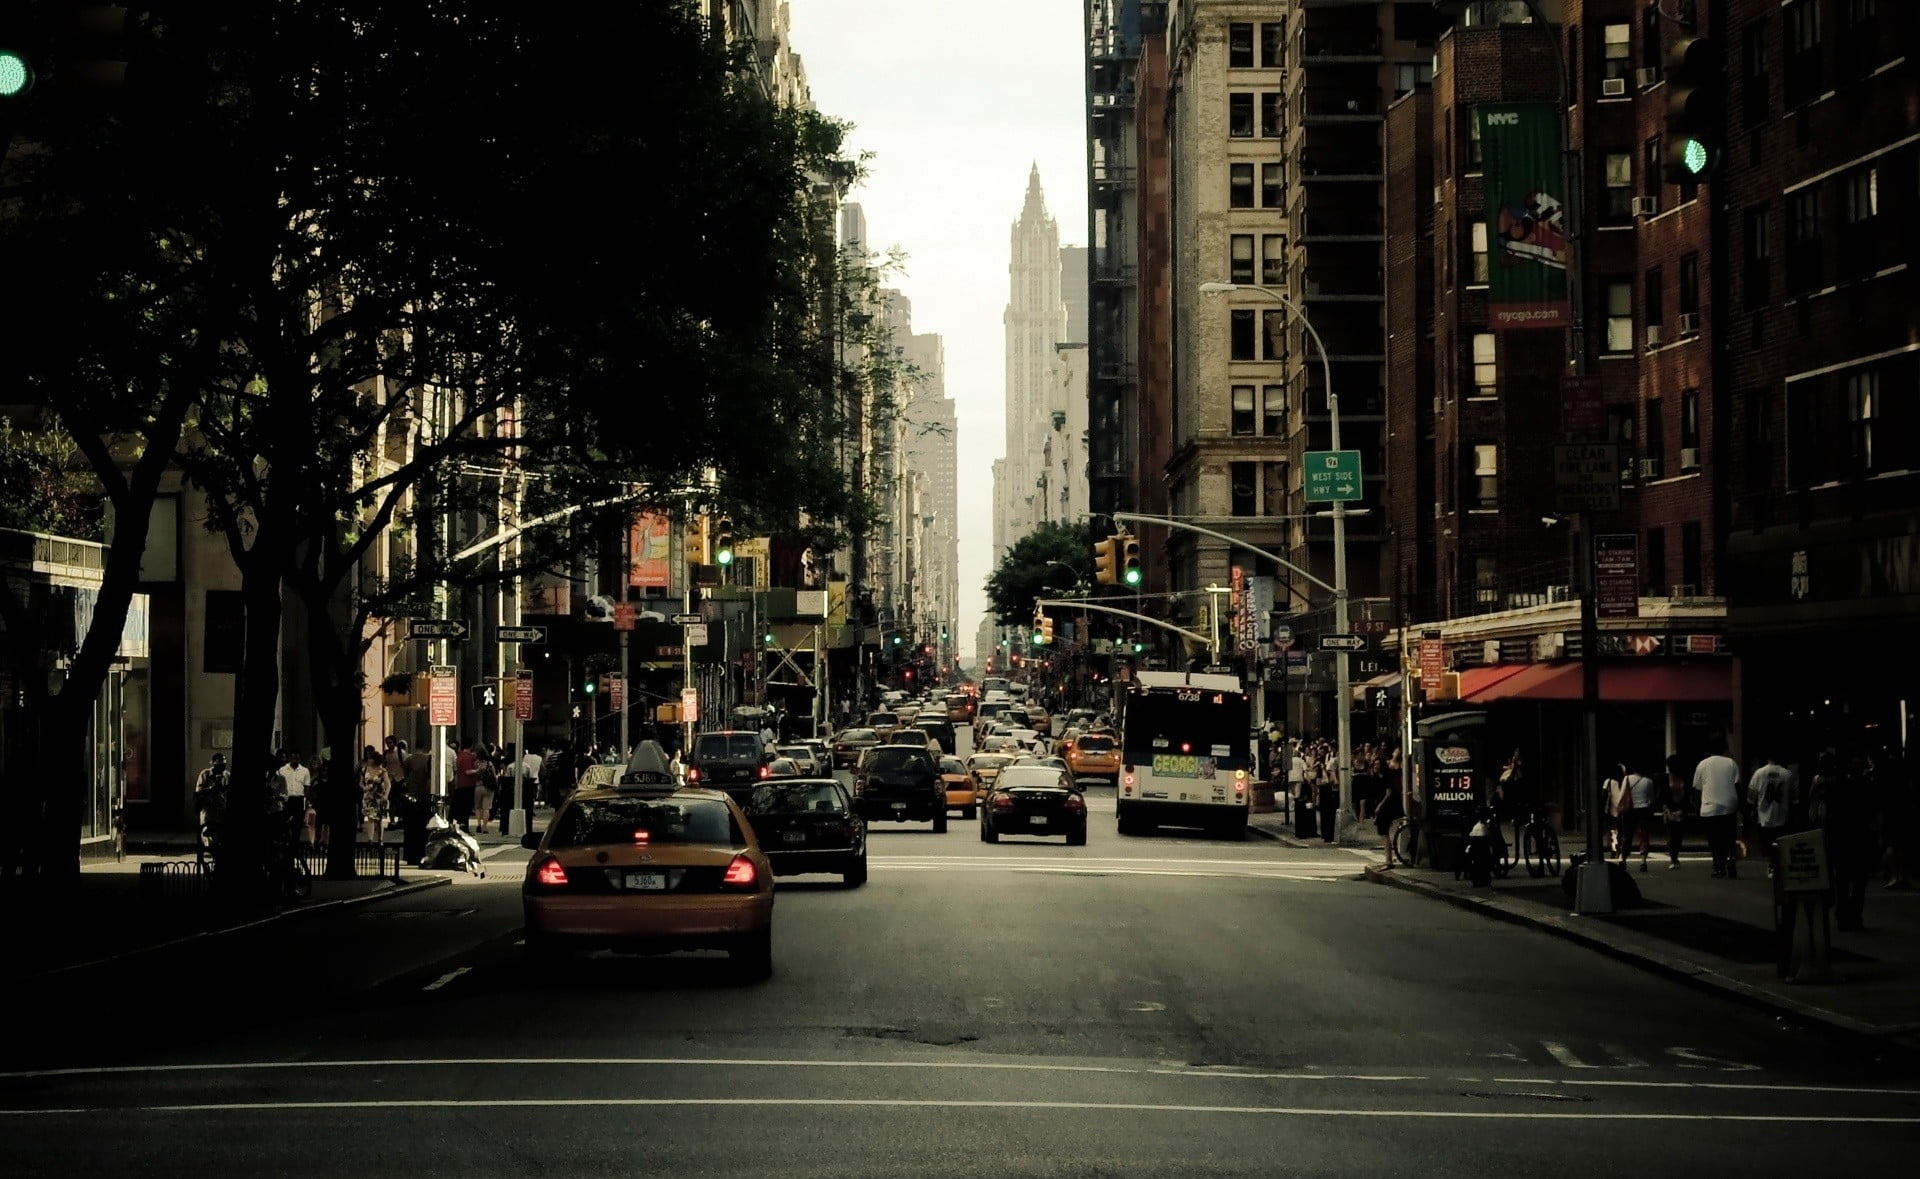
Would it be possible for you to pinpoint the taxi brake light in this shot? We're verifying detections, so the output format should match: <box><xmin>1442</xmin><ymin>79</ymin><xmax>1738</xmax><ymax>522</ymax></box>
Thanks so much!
<box><xmin>533</xmin><ymin>857</ymin><xmax>569</xmax><ymax>887</ymax></box>
<box><xmin>686</xmin><ymin>766</ymin><xmax>701</xmax><ymax>782</ymax></box>
<box><xmin>758</xmin><ymin>764</ymin><xmax>771</xmax><ymax>779</ymax></box>
<box><xmin>721</xmin><ymin>855</ymin><xmax>759</xmax><ymax>889</ymax></box>
<box><xmin>633</xmin><ymin>829</ymin><xmax>650</xmax><ymax>846</ymax></box>
<box><xmin>991</xmin><ymin>794</ymin><xmax>1015</xmax><ymax>811</ymax></box>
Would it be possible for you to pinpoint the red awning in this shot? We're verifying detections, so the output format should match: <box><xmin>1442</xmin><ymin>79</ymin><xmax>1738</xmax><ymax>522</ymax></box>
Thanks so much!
<box><xmin>1456</xmin><ymin>664</ymin><xmax>1531</xmax><ymax>699</ymax></box>
<box><xmin>1462</xmin><ymin>661</ymin><xmax>1731</xmax><ymax>703</ymax></box>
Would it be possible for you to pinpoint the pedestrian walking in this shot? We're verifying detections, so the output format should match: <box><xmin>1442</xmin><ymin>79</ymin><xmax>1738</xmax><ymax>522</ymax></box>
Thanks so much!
<box><xmin>1693</xmin><ymin>739</ymin><xmax>1743</xmax><ymax>878</ymax></box>
<box><xmin>1605</xmin><ymin>763</ymin><xmax>1630</xmax><ymax>856</ymax></box>
<box><xmin>399</xmin><ymin>741</ymin><xmax>432</xmax><ymax>864</ymax></box>
<box><xmin>1815</xmin><ymin>752</ymin><xmax>1876</xmax><ymax>930</ymax></box>
<box><xmin>1374</xmin><ymin>778</ymin><xmax>1404</xmax><ymax>867</ymax></box>
<box><xmin>452</xmin><ymin>741</ymin><xmax>480</xmax><ymax>831</ymax></box>
<box><xmin>1658</xmin><ymin>760</ymin><xmax>1689</xmax><ymax>869</ymax></box>
<box><xmin>1747</xmin><ymin>752</ymin><xmax>1795</xmax><ymax>874</ymax></box>
<box><xmin>1613</xmin><ymin>763</ymin><xmax>1657</xmax><ymax>871</ymax></box>
<box><xmin>474</xmin><ymin>746</ymin><xmax>498</xmax><ymax>834</ymax></box>
<box><xmin>358</xmin><ymin>745</ymin><xmax>390</xmax><ymax>845</ymax></box>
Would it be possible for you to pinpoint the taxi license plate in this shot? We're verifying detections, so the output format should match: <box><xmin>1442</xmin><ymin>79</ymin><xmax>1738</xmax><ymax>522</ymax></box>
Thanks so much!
<box><xmin>782</xmin><ymin>831</ymin><xmax>807</xmax><ymax>844</ymax></box>
<box><xmin>622</xmin><ymin>871</ymin><xmax>667</xmax><ymax>890</ymax></box>
<box><xmin>1029</xmin><ymin>815</ymin><xmax>1048</xmax><ymax>825</ymax></box>
<box><xmin>891</xmin><ymin>802</ymin><xmax>907</xmax><ymax>810</ymax></box>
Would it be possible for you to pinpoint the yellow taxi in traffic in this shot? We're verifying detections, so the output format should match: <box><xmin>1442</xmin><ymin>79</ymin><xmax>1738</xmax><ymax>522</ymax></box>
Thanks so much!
<box><xmin>966</xmin><ymin>752</ymin><xmax>1014</xmax><ymax>806</ymax></box>
<box><xmin>938</xmin><ymin>755</ymin><xmax>977</xmax><ymax>820</ymax></box>
<box><xmin>1064</xmin><ymin>730</ymin><xmax>1121</xmax><ymax>785</ymax></box>
<box><xmin>521</xmin><ymin>758</ymin><xmax>776</xmax><ymax>980</ymax></box>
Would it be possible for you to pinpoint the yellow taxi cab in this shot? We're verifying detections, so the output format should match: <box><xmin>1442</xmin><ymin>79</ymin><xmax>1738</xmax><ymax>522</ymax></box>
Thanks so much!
<box><xmin>521</xmin><ymin>746</ymin><xmax>775</xmax><ymax>979</ymax></box>
<box><xmin>966</xmin><ymin>752</ymin><xmax>1014</xmax><ymax>805</ymax></box>
<box><xmin>1064</xmin><ymin>730</ymin><xmax>1121</xmax><ymax>785</ymax></box>
<box><xmin>938</xmin><ymin>755</ymin><xmax>976</xmax><ymax>820</ymax></box>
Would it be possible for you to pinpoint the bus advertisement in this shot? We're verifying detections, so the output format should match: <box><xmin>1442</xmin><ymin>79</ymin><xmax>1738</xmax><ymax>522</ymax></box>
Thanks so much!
<box><xmin>1117</xmin><ymin>671</ymin><xmax>1253</xmax><ymax>837</ymax></box>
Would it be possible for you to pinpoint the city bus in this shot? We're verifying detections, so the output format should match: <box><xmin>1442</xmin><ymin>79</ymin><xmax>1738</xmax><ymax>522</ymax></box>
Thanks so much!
<box><xmin>1116</xmin><ymin>671</ymin><xmax>1253</xmax><ymax>838</ymax></box>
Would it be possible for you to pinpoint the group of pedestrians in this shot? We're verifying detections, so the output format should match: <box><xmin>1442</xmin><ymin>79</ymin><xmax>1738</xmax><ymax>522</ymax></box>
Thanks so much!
<box><xmin>1270</xmin><ymin>735</ymin><xmax>1404</xmax><ymax>845</ymax></box>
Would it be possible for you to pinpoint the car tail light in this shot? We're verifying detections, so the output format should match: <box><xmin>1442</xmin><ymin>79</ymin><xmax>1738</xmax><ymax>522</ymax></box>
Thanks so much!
<box><xmin>532</xmin><ymin>856</ymin><xmax>568</xmax><ymax>888</ymax></box>
<box><xmin>687</xmin><ymin>766</ymin><xmax>701</xmax><ymax>782</ymax></box>
<box><xmin>1235</xmin><ymin>769</ymin><xmax>1248</xmax><ymax>795</ymax></box>
<box><xmin>991</xmin><ymin>794</ymin><xmax>1015</xmax><ymax>811</ymax></box>
<box><xmin>721</xmin><ymin>855</ymin><xmax>759</xmax><ymax>890</ymax></box>
<box><xmin>633</xmin><ymin>829</ymin><xmax>651</xmax><ymax>846</ymax></box>
<box><xmin>1063</xmin><ymin>795</ymin><xmax>1086</xmax><ymax>814</ymax></box>
<box><xmin>758</xmin><ymin>764</ymin><xmax>771</xmax><ymax>780</ymax></box>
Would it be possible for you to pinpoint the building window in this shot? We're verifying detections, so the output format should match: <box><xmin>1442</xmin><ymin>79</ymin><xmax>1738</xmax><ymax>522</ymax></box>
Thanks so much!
<box><xmin>1231</xmin><ymin>385</ymin><xmax>1256</xmax><ymax>436</ymax></box>
<box><xmin>1645</xmin><ymin>398</ymin><xmax>1665</xmax><ymax>475</ymax></box>
<box><xmin>1605</xmin><ymin>280</ymin><xmax>1633</xmax><ymax>353</ymax></box>
<box><xmin>1230</xmin><ymin>462</ymin><xmax>1257</xmax><ymax>516</ymax></box>
<box><xmin>1743</xmin><ymin>388</ymin><xmax>1772</xmax><ymax>491</ymax></box>
<box><xmin>1604</xmin><ymin>152</ymin><xmax>1633</xmax><ymax>221</ymax></box>
<box><xmin>1261</xmin><ymin>309</ymin><xmax>1286</xmax><ymax>362</ymax></box>
<box><xmin>1262</xmin><ymin>462</ymin><xmax>1288</xmax><ymax>516</ymax></box>
<box><xmin>1465</xmin><ymin>112</ymin><xmax>1482</xmax><ymax>171</ymax></box>
<box><xmin>1786</xmin><ymin>188</ymin><xmax>1821</xmax><ymax>293</ymax></box>
<box><xmin>1681</xmin><ymin>389</ymin><xmax>1702</xmax><ymax>461</ymax></box>
<box><xmin>1787</xmin><ymin>382</ymin><xmax>1824</xmax><ymax>485</ymax></box>
<box><xmin>1470</xmin><ymin>443</ymin><xmax>1499</xmax><ymax>509</ymax></box>
<box><xmin>1743</xmin><ymin>206</ymin><xmax>1771</xmax><ymax>309</ymax></box>
<box><xmin>1471</xmin><ymin>333</ymin><xmax>1497</xmax><ymax>397</ymax></box>
<box><xmin>1644</xmin><ymin>266</ymin><xmax>1664</xmax><ymax>340</ymax></box>
<box><xmin>1229</xmin><ymin>23</ymin><xmax>1254</xmax><ymax>68</ymax></box>
<box><xmin>1784</xmin><ymin>0</ymin><xmax>1822</xmax><ymax>107</ymax></box>
<box><xmin>1470</xmin><ymin>222</ymin><xmax>1489</xmax><ymax>283</ymax></box>
<box><xmin>1646</xmin><ymin>526</ymin><xmax>1667</xmax><ymax>591</ymax></box>
<box><xmin>1229</xmin><ymin>163</ymin><xmax>1254</xmax><ymax>208</ymax></box>
<box><xmin>1642</xmin><ymin>5</ymin><xmax>1664</xmax><ymax>74</ymax></box>
<box><xmin>1262</xmin><ymin>385</ymin><xmax>1286</xmax><ymax>436</ymax></box>
<box><xmin>1261</xmin><ymin>234</ymin><xmax>1287</xmax><ymax>285</ymax></box>
<box><xmin>1839</xmin><ymin>167</ymin><xmax>1878</xmax><ymax>274</ymax></box>
<box><xmin>1229</xmin><ymin>93</ymin><xmax>1254</xmax><ymax>138</ymax></box>
<box><xmin>1602</xmin><ymin>23</ymin><xmax>1631</xmax><ymax>81</ymax></box>
<box><xmin>1230</xmin><ymin>309</ymin><xmax>1255</xmax><ymax>359</ymax></box>
<box><xmin>1680</xmin><ymin>523</ymin><xmax>1703</xmax><ymax>592</ymax></box>
<box><xmin>1473</xmin><ymin>555</ymin><xmax>1500</xmax><ymax>606</ymax></box>
<box><xmin>1260</xmin><ymin>21</ymin><xmax>1285</xmax><ymax>69</ymax></box>
<box><xmin>1847</xmin><ymin>368</ymin><xmax>1878</xmax><ymax>470</ymax></box>
<box><xmin>1260</xmin><ymin>162</ymin><xmax>1284</xmax><ymax>206</ymax></box>
<box><xmin>1742</xmin><ymin>20</ymin><xmax>1770</xmax><ymax>127</ymax></box>
<box><xmin>1642</xmin><ymin>137</ymin><xmax>1661</xmax><ymax>198</ymax></box>
<box><xmin>1260</xmin><ymin>92</ymin><xmax>1284</xmax><ymax>138</ymax></box>
<box><xmin>1394</xmin><ymin>61</ymin><xmax>1433</xmax><ymax>95</ymax></box>
<box><xmin>1230</xmin><ymin>234</ymin><xmax>1255</xmax><ymax>284</ymax></box>
<box><xmin>1678</xmin><ymin>253</ymin><xmax>1700</xmax><ymax>321</ymax></box>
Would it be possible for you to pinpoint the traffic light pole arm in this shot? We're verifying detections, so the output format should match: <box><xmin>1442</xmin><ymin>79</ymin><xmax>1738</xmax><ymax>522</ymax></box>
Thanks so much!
<box><xmin>1110</xmin><ymin>512</ymin><xmax>1334</xmax><ymax>599</ymax></box>
<box><xmin>1032</xmin><ymin>599</ymin><xmax>1210</xmax><ymax>646</ymax></box>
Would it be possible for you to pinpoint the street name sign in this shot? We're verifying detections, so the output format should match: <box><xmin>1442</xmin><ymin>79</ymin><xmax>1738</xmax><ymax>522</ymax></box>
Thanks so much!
<box><xmin>1552</xmin><ymin>443</ymin><xmax>1622</xmax><ymax>513</ymax></box>
<box><xmin>670</xmin><ymin>613</ymin><xmax>703</xmax><ymax>625</ymax></box>
<box><xmin>1303</xmin><ymin>449</ymin><xmax>1363</xmax><ymax>504</ymax></box>
<box><xmin>498</xmin><ymin>625</ymin><xmax>547</xmax><ymax>644</ymax></box>
<box><xmin>1318</xmin><ymin>634</ymin><xmax>1368</xmax><ymax>652</ymax></box>
<box><xmin>409</xmin><ymin>619</ymin><xmax>469</xmax><ymax>641</ymax></box>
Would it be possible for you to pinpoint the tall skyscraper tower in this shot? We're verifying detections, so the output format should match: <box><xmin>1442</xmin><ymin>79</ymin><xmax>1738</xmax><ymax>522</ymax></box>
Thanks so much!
<box><xmin>993</xmin><ymin>166</ymin><xmax>1068</xmax><ymax>563</ymax></box>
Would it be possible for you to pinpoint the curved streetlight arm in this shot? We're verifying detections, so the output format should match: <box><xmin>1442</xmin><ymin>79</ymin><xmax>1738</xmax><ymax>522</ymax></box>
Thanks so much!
<box><xmin>1033</xmin><ymin>599</ymin><xmax>1210</xmax><ymax>646</ymax></box>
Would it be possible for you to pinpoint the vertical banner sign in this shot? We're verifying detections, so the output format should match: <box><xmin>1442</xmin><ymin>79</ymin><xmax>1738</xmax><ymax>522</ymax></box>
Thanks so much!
<box><xmin>428</xmin><ymin>665</ymin><xmax>459</xmax><ymax>727</ymax></box>
<box><xmin>1477</xmin><ymin>102</ymin><xmax>1570</xmax><ymax>330</ymax></box>
<box><xmin>629</xmin><ymin>510</ymin><xmax>672</xmax><ymax>588</ymax></box>
<box><xmin>1419</xmin><ymin>638</ymin><xmax>1446</xmax><ymax>685</ymax></box>
<box><xmin>1595</xmin><ymin>533</ymin><xmax>1642</xmax><ymax>619</ymax></box>
<box><xmin>1231</xmin><ymin>566</ymin><xmax>1256</xmax><ymax>653</ymax></box>
<box><xmin>608</xmin><ymin>674</ymin><xmax>625</xmax><ymax>715</ymax></box>
<box><xmin>514</xmin><ymin>670</ymin><xmax>534</xmax><ymax>721</ymax></box>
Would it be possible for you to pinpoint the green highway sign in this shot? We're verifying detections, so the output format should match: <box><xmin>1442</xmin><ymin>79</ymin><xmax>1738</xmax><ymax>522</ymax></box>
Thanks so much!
<box><xmin>1303</xmin><ymin>450</ymin><xmax>1362</xmax><ymax>504</ymax></box>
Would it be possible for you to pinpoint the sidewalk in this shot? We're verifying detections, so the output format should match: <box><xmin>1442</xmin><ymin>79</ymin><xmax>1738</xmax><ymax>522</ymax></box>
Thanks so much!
<box><xmin>1341</xmin><ymin>834</ymin><xmax>1919</xmax><ymax>1057</ymax></box>
<box><xmin>8</xmin><ymin>851</ymin><xmax>453</xmax><ymax>982</ymax></box>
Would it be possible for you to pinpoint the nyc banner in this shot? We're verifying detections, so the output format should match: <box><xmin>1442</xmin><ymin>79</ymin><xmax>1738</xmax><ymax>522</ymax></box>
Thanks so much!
<box><xmin>628</xmin><ymin>510</ymin><xmax>672</xmax><ymax>588</ymax></box>
<box><xmin>1477</xmin><ymin>102</ymin><xmax>1569</xmax><ymax>330</ymax></box>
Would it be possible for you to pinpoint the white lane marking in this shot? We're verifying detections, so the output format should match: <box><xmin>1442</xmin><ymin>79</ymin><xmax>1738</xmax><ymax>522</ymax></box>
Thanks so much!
<box><xmin>1601</xmin><ymin>1044</ymin><xmax>1649</xmax><ymax>1068</ymax></box>
<box><xmin>419</xmin><ymin>968</ymin><xmax>471</xmax><ymax>992</ymax></box>
<box><xmin>1542</xmin><ymin>1042</ymin><xmax>1601</xmax><ymax>1069</ymax></box>
<box><xmin>1666</xmin><ymin>1047</ymin><xmax>1761</xmax><ymax>1072</ymax></box>
<box><xmin>3</xmin><ymin>1097</ymin><xmax>1915</xmax><ymax>1123</ymax></box>
<box><xmin>1127</xmin><ymin>1001</ymin><xmax>1166</xmax><ymax>1013</ymax></box>
<box><xmin>869</xmin><ymin>856</ymin><xmax>1363</xmax><ymax>867</ymax></box>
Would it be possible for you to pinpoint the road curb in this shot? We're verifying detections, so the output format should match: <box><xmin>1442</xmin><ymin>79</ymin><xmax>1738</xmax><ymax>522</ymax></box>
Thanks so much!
<box><xmin>1363</xmin><ymin>864</ymin><xmax>1920</xmax><ymax>1062</ymax></box>
<box><xmin>30</xmin><ymin>876</ymin><xmax>453</xmax><ymax>981</ymax></box>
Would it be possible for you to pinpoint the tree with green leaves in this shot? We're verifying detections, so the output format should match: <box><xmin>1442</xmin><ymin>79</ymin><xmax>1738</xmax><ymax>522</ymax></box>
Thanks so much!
<box><xmin>984</xmin><ymin>521</ymin><xmax>1097</xmax><ymax>629</ymax></box>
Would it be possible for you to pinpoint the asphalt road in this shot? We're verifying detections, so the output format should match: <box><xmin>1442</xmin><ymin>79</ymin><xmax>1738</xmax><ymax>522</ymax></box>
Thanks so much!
<box><xmin>5</xmin><ymin>728</ymin><xmax>1915</xmax><ymax>1176</ymax></box>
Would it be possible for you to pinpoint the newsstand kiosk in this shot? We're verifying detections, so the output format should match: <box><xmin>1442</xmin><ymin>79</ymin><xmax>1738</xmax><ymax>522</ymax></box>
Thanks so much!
<box><xmin>1412</xmin><ymin>709</ymin><xmax>1488</xmax><ymax>873</ymax></box>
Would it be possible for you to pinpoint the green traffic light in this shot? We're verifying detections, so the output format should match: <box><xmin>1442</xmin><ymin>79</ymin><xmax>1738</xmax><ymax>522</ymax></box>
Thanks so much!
<box><xmin>0</xmin><ymin>51</ymin><xmax>32</xmax><ymax>99</ymax></box>
<box><xmin>583</xmin><ymin>682</ymin><xmax>596</xmax><ymax>695</ymax></box>
<box><xmin>1133</xmin><ymin>641</ymin><xmax>1144</xmax><ymax>653</ymax></box>
<box><xmin>1123</xmin><ymin>568</ymin><xmax>1142</xmax><ymax>587</ymax></box>
<box><xmin>763</xmin><ymin>632</ymin><xmax>774</xmax><ymax>645</ymax></box>
<box><xmin>1029</xmin><ymin>632</ymin><xmax>1042</xmax><ymax>646</ymax></box>
<box><xmin>1681</xmin><ymin>137</ymin><xmax>1710</xmax><ymax>176</ymax></box>
<box><xmin>716</xmin><ymin>549</ymin><xmax>733</xmax><ymax>566</ymax></box>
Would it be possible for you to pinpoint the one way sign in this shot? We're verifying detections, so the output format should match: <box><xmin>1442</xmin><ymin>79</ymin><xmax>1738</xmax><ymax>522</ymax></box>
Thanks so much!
<box><xmin>409</xmin><ymin>619</ymin><xmax>469</xmax><ymax>640</ymax></box>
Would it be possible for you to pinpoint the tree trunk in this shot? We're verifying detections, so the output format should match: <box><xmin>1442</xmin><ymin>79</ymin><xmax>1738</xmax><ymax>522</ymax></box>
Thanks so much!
<box><xmin>220</xmin><ymin>552</ymin><xmax>286</xmax><ymax>897</ymax></box>
<box><xmin>302</xmin><ymin>589</ymin><xmax>367</xmax><ymax>880</ymax></box>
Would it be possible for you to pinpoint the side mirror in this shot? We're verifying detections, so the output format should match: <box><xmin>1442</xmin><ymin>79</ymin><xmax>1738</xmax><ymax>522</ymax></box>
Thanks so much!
<box><xmin>520</xmin><ymin>832</ymin><xmax>543</xmax><ymax>850</ymax></box>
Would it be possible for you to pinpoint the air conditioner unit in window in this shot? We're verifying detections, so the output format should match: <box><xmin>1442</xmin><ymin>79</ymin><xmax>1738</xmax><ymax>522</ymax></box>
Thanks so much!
<box><xmin>1534</xmin><ymin>631</ymin><xmax>1566</xmax><ymax>659</ymax></box>
<box><xmin>1669</xmin><ymin>584</ymin><xmax>1697</xmax><ymax>599</ymax></box>
<box><xmin>1677</xmin><ymin>311</ymin><xmax>1700</xmax><ymax>335</ymax></box>
<box><xmin>1433</xmin><ymin>184</ymin><xmax>1442</xmax><ymax>205</ymax></box>
<box><xmin>1680</xmin><ymin>446</ymin><xmax>1701</xmax><ymax>470</ymax></box>
<box><xmin>1635</xmin><ymin>67</ymin><xmax>1661</xmax><ymax>88</ymax></box>
<box><xmin>1638</xmin><ymin>458</ymin><xmax>1662</xmax><ymax>478</ymax></box>
<box><xmin>1645</xmin><ymin>324</ymin><xmax>1663</xmax><ymax>347</ymax></box>
<box><xmin>1602</xmin><ymin>76</ymin><xmax>1628</xmax><ymax>97</ymax></box>
<box><xmin>1632</xmin><ymin>195</ymin><xmax>1660</xmax><ymax>217</ymax></box>
<box><xmin>1545</xmin><ymin>585</ymin><xmax>1573</xmax><ymax>604</ymax></box>
<box><xmin>1482</xmin><ymin>640</ymin><xmax>1501</xmax><ymax>664</ymax></box>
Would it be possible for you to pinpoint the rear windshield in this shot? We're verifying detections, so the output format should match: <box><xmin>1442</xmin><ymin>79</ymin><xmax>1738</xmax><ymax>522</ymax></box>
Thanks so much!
<box><xmin>551</xmin><ymin>797</ymin><xmax>736</xmax><ymax>847</ymax></box>
<box><xmin>1076</xmin><ymin>735</ymin><xmax>1115</xmax><ymax>753</ymax></box>
<box><xmin>939</xmin><ymin>757</ymin><xmax>966</xmax><ymax>774</ymax></box>
<box><xmin>998</xmin><ymin>767</ymin><xmax>1069</xmax><ymax>790</ymax></box>
<box><xmin>869</xmin><ymin>712</ymin><xmax>899</xmax><ymax>726</ymax></box>
<box><xmin>840</xmin><ymin>729</ymin><xmax>877</xmax><ymax>742</ymax></box>
<box><xmin>695</xmin><ymin>734</ymin><xmax>762</xmax><ymax>760</ymax></box>
<box><xmin>746</xmin><ymin>783</ymin><xmax>846</xmax><ymax>815</ymax></box>
<box><xmin>777</xmin><ymin>746</ymin><xmax>812</xmax><ymax>759</ymax></box>
<box><xmin>968</xmin><ymin>754</ymin><xmax>1012</xmax><ymax>770</ymax></box>
<box><xmin>867</xmin><ymin>747</ymin><xmax>935</xmax><ymax>774</ymax></box>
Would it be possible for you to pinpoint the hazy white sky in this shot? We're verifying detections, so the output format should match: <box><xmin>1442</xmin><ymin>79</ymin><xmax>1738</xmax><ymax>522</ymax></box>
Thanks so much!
<box><xmin>791</xmin><ymin>0</ymin><xmax>1088</xmax><ymax>662</ymax></box>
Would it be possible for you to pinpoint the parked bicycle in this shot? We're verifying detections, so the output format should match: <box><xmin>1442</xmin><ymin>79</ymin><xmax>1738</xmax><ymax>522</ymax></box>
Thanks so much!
<box><xmin>1518</xmin><ymin>804</ymin><xmax>1562</xmax><ymax>878</ymax></box>
<box><xmin>198</xmin><ymin>778</ymin><xmax>313</xmax><ymax>902</ymax></box>
<box><xmin>1388</xmin><ymin>815</ymin><xmax>1419</xmax><ymax>868</ymax></box>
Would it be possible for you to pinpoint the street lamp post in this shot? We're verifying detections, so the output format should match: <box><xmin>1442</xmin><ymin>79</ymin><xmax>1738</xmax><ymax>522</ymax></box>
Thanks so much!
<box><xmin>1198</xmin><ymin>280</ymin><xmax>1354</xmax><ymax>843</ymax></box>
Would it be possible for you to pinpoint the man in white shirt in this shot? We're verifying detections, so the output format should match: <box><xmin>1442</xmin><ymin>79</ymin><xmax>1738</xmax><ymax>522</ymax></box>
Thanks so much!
<box><xmin>1747</xmin><ymin>754</ymin><xmax>1795</xmax><ymax>874</ymax></box>
<box><xmin>1692</xmin><ymin>741</ymin><xmax>1743</xmax><ymax>879</ymax></box>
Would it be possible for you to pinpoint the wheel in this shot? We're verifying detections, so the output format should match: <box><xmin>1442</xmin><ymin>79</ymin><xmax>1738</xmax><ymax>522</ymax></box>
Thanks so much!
<box><xmin>1066</xmin><ymin>827</ymin><xmax>1087</xmax><ymax>846</ymax></box>
<box><xmin>1537</xmin><ymin>826</ymin><xmax>1562</xmax><ymax>876</ymax></box>
<box><xmin>1390</xmin><ymin>818</ymin><xmax>1418</xmax><ymax>868</ymax></box>
<box><xmin>730</xmin><ymin>929</ymin><xmax>773</xmax><ymax>982</ymax></box>
<box><xmin>282</xmin><ymin>856</ymin><xmax>313</xmax><ymax>902</ymax></box>
<box><xmin>932</xmin><ymin>813</ymin><xmax>948</xmax><ymax>834</ymax></box>
<box><xmin>1523</xmin><ymin>827</ymin><xmax>1549</xmax><ymax>877</ymax></box>
<box><xmin>980</xmin><ymin>817</ymin><xmax>999</xmax><ymax>844</ymax></box>
<box><xmin>842</xmin><ymin>856</ymin><xmax>867</xmax><ymax>888</ymax></box>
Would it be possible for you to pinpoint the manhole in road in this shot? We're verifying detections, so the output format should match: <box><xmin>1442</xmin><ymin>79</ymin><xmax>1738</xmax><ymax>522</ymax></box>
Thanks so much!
<box><xmin>1461</xmin><ymin>1091</ymin><xmax>1593</xmax><ymax>1103</ymax></box>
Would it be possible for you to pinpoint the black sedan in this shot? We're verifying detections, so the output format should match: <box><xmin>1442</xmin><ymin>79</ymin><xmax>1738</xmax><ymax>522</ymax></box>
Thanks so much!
<box><xmin>741</xmin><ymin>779</ymin><xmax>868</xmax><ymax>887</ymax></box>
<box><xmin>980</xmin><ymin>764</ymin><xmax>1087</xmax><ymax>846</ymax></box>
